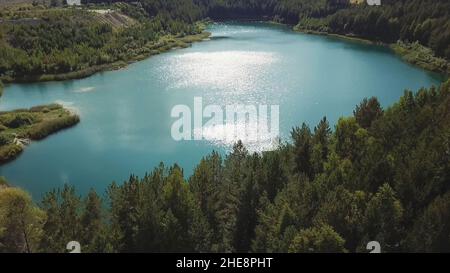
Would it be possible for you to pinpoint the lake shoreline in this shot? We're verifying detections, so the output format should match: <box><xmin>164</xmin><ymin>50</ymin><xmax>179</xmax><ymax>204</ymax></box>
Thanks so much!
<box><xmin>2</xmin><ymin>21</ymin><xmax>448</xmax><ymax>86</ymax></box>
<box><xmin>1</xmin><ymin>31</ymin><xmax>211</xmax><ymax>85</ymax></box>
<box><xmin>211</xmin><ymin>20</ymin><xmax>449</xmax><ymax>77</ymax></box>
<box><xmin>293</xmin><ymin>28</ymin><xmax>449</xmax><ymax>77</ymax></box>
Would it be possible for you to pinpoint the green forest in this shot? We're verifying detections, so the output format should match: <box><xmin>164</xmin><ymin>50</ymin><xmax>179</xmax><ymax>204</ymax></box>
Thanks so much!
<box><xmin>0</xmin><ymin>2</ymin><xmax>205</xmax><ymax>81</ymax></box>
<box><xmin>1</xmin><ymin>80</ymin><xmax>449</xmax><ymax>253</ymax></box>
<box><xmin>0</xmin><ymin>0</ymin><xmax>449</xmax><ymax>81</ymax></box>
<box><xmin>0</xmin><ymin>0</ymin><xmax>449</xmax><ymax>254</ymax></box>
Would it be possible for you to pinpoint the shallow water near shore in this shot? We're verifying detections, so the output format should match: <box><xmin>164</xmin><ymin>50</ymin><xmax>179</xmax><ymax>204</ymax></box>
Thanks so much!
<box><xmin>0</xmin><ymin>22</ymin><xmax>444</xmax><ymax>199</ymax></box>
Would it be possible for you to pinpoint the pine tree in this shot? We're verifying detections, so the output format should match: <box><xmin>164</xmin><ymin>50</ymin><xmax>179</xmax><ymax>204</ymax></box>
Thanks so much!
<box><xmin>189</xmin><ymin>151</ymin><xmax>222</xmax><ymax>236</ymax></box>
<box><xmin>81</xmin><ymin>189</ymin><xmax>105</xmax><ymax>252</ymax></box>
<box><xmin>161</xmin><ymin>165</ymin><xmax>204</xmax><ymax>252</ymax></box>
<box><xmin>261</xmin><ymin>151</ymin><xmax>287</xmax><ymax>202</ymax></box>
<box><xmin>353</xmin><ymin>97</ymin><xmax>383</xmax><ymax>129</ymax></box>
<box><xmin>311</xmin><ymin>117</ymin><xmax>331</xmax><ymax>174</ymax></box>
<box><xmin>108</xmin><ymin>176</ymin><xmax>140</xmax><ymax>252</ymax></box>
<box><xmin>40</xmin><ymin>190</ymin><xmax>61</xmax><ymax>252</ymax></box>
<box><xmin>314</xmin><ymin>186</ymin><xmax>367</xmax><ymax>251</ymax></box>
<box><xmin>59</xmin><ymin>185</ymin><xmax>82</xmax><ymax>247</ymax></box>
<box><xmin>216</xmin><ymin>141</ymin><xmax>248</xmax><ymax>252</ymax></box>
<box><xmin>291</xmin><ymin>123</ymin><xmax>313</xmax><ymax>178</ymax></box>
<box><xmin>134</xmin><ymin>169</ymin><xmax>165</xmax><ymax>252</ymax></box>
<box><xmin>364</xmin><ymin>184</ymin><xmax>404</xmax><ymax>252</ymax></box>
<box><xmin>334</xmin><ymin>117</ymin><xmax>361</xmax><ymax>160</ymax></box>
<box><xmin>234</xmin><ymin>154</ymin><xmax>262</xmax><ymax>252</ymax></box>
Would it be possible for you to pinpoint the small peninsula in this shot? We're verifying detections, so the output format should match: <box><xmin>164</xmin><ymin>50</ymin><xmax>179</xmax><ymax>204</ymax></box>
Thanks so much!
<box><xmin>0</xmin><ymin>104</ymin><xmax>80</xmax><ymax>164</ymax></box>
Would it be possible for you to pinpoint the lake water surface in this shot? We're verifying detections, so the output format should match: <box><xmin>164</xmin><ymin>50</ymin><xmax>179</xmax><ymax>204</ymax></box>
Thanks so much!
<box><xmin>0</xmin><ymin>22</ymin><xmax>444</xmax><ymax>198</ymax></box>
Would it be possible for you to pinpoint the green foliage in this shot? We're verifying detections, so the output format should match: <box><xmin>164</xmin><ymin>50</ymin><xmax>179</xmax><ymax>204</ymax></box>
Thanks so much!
<box><xmin>0</xmin><ymin>104</ymin><xmax>79</xmax><ymax>164</ymax></box>
<box><xmin>406</xmin><ymin>192</ymin><xmax>450</xmax><ymax>252</ymax></box>
<box><xmin>105</xmin><ymin>164</ymin><xmax>213</xmax><ymax>253</ymax></box>
<box><xmin>27</xmin><ymin>114</ymin><xmax>80</xmax><ymax>140</ymax></box>
<box><xmin>392</xmin><ymin>41</ymin><xmax>449</xmax><ymax>74</ymax></box>
<box><xmin>252</xmin><ymin>174</ymin><xmax>315</xmax><ymax>252</ymax></box>
<box><xmin>0</xmin><ymin>143</ymin><xmax>23</xmax><ymax>164</ymax></box>
<box><xmin>313</xmin><ymin>186</ymin><xmax>367</xmax><ymax>251</ymax></box>
<box><xmin>0</xmin><ymin>112</ymin><xmax>36</xmax><ymax>128</ymax></box>
<box><xmin>0</xmin><ymin>187</ymin><xmax>46</xmax><ymax>253</ymax></box>
<box><xmin>334</xmin><ymin>117</ymin><xmax>361</xmax><ymax>160</ymax></box>
<box><xmin>291</xmin><ymin>123</ymin><xmax>313</xmax><ymax>178</ymax></box>
<box><xmin>353</xmin><ymin>97</ymin><xmax>383</xmax><ymax>129</ymax></box>
<box><xmin>190</xmin><ymin>0</ymin><xmax>450</xmax><ymax>63</ymax></box>
<box><xmin>296</xmin><ymin>0</ymin><xmax>450</xmax><ymax>61</ymax></box>
<box><xmin>7</xmin><ymin>79</ymin><xmax>442</xmax><ymax>253</ymax></box>
<box><xmin>40</xmin><ymin>185</ymin><xmax>89</xmax><ymax>252</ymax></box>
<box><xmin>0</xmin><ymin>4</ymin><xmax>204</xmax><ymax>80</ymax></box>
<box><xmin>288</xmin><ymin>224</ymin><xmax>346</xmax><ymax>253</ymax></box>
<box><xmin>39</xmin><ymin>185</ymin><xmax>113</xmax><ymax>253</ymax></box>
<box><xmin>0</xmin><ymin>177</ymin><xmax>8</xmax><ymax>187</ymax></box>
<box><xmin>364</xmin><ymin>183</ymin><xmax>404</xmax><ymax>251</ymax></box>
<box><xmin>80</xmin><ymin>190</ymin><xmax>109</xmax><ymax>252</ymax></box>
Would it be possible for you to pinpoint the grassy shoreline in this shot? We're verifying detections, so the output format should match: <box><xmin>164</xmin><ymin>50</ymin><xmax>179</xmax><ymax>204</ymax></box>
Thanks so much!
<box><xmin>1</xmin><ymin>31</ymin><xmax>211</xmax><ymax>84</ymax></box>
<box><xmin>0</xmin><ymin>104</ymin><xmax>80</xmax><ymax>164</ymax></box>
<box><xmin>294</xmin><ymin>28</ymin><xmax>449</xmax><ymax>77</ymax></box>
<box><xmin>294</xmin><ymin>28</ymin><xmax>379</xmax><ymax>45</ymax></box>
<box><xmin>391</xmin><ymin>42</ymin><xmax>450</xmax><ymax>76</ymax></box>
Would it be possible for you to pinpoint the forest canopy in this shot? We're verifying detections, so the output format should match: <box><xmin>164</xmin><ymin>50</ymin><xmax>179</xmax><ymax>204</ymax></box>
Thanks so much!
<box><xmin>1</xmin><ymin>80</ymin><xmax>449</xmax><ymax>253</ymax></box>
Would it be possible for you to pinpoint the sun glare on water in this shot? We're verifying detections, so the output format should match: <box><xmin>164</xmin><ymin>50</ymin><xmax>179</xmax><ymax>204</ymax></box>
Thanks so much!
<box><xmin>162</xmin><ymin>50</ymin><xmax>282</xmax><ymax>153</ymax></box>
<box><xmin>161</xmin><ymin>51</ymin><xmax>280</xmax><ymax>95</ymax></box>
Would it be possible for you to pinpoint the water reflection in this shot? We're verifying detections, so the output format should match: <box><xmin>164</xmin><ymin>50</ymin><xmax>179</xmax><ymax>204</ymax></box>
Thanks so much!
<box><xmin>160</xmin><ymin>51</ymin><xmax>280</xmax><ymax>94</ymax></box>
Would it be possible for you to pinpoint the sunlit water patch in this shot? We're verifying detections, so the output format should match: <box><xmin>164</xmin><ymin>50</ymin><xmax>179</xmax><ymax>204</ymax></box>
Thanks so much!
<box><xmin>200</xmin><ymin>121</ymin><xmax>280</xmax><ymax>153</ymax></box>
<box><xmin>159</xmin><ymin>51</ymin><xmax>280</xmax><ymax>94</ymax></box>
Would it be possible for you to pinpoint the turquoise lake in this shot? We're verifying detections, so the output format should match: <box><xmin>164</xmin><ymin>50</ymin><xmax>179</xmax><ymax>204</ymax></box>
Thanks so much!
<box><xmin>0</xmin><ymin>22</ymin><xmax>444</xmax><ymax>199</ymax></box>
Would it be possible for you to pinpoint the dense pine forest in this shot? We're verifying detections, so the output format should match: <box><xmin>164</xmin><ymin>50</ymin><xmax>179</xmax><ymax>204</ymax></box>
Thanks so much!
<box><xmin>0</xmin><ymin>80</ymin><xmax>449</xmax><ymax>253</ymax></box>
<box><xmin>0</xmin><ymin>0</ymin><xmax>449</xmax><ymax>80</ymax></box>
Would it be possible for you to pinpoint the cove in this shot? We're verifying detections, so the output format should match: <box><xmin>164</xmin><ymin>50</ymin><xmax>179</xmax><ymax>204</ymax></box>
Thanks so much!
<box><xmin>0</xmin><ymin>22</ymin><xmax>444</xmax><ymax>199</ymax></box>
